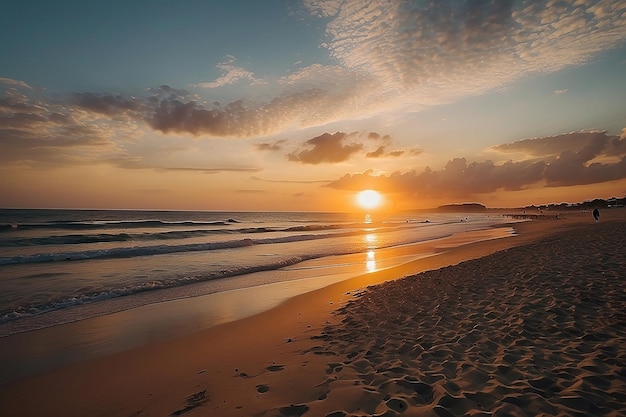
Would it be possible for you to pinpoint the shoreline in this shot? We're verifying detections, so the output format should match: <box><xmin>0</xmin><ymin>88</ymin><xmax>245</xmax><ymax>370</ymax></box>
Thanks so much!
<box><xmin>0</xmin><ymin>225</ymin><xmax>516</xmax><ymax>383</ymax></box>
<box><xmin>0</xmin><ymin>214</ymin><xmax>514</xmax><ymax>338</ymax></box>
<box><xmin>1</xmin><ymin>209</ymin><xmax>624</xmax><ymax>416</ymax></box>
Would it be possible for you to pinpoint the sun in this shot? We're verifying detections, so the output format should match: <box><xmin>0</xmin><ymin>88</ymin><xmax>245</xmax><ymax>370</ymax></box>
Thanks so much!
<box><xmin>356</xmin><ymin>189</ymin><xmax>382</xmax><ymax>209</ymax></box>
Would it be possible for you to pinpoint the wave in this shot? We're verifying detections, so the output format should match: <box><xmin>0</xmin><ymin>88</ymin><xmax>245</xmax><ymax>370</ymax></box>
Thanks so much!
<box><xmin>0</xmin><ymin>221</ymin><xmax>388</xmax><ymax>248</ymax></box>
<box><xmin>0</xmin><ymin>218</ymin><xmax>238</xmax><ymax>232</ymax></box>
<box><xmin>0</xmin><ymin>229</ymin><xmax>228</xmax><ymax>247</ymax></box>
<box><xmin>0</xmin><ymin>226</ymin><xmax>403</xmax><ymax>266</ymax></box>
<box><xmin>0</xmin><ymin>255</ymin><xmax>315</xmax><ymax>324</ymax></box>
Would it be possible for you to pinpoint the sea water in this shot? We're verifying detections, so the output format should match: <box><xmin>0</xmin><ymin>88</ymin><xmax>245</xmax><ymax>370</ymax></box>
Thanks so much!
<box><xmin>0</xmin><ymin>209</ymin><xmax>513</xmax><ymax>336</ymax></box>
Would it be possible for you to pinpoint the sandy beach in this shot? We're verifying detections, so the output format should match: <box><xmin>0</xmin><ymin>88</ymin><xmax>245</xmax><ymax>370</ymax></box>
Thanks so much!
<box><xmin>1</xmin><ymin>209</ymin><xmax>625</xmax><ymax>416</ymax></box>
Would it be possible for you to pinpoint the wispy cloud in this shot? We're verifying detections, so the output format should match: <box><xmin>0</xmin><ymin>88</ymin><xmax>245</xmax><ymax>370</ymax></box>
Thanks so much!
<box><xmin>0</xmin><ymin>87</ymin><xmax>135</xmax><ymax>167</ymax></box>
<box><xmin>0</xmin><ymin>77</ymin><xmax>32</xmax><ymax>90</ymax></box>
<box><xmin>73</xmin><ymin>92</ymin><xmax>145</xmax><ymax>116</ymax></box>
<box><xmin>492</xmin><ymin>130</ymin><xmax>626</xmax><ymax>158</ymax></box>
<box><xmin>194</xmin><ymin>55</ymin><xmax>265</xmax><ymax>89</ymax></box>
<box><xmin>309</xmin><ymin>0</ymin><xmax>626</xmax><ymax>107</ymax></box>
<box><xmin>255</xmin><ymin>139</ymin><xmax>287</xmax><ymax>152</ymax></box>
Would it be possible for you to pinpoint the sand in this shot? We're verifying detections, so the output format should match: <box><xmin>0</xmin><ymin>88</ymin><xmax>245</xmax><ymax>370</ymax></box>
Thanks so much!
<box><xmin>1</xmin><ymin>209</ymin><xmax>625</xmax><ymax>416</ymax></box>
<box><xmin>303</xmin><ymin>220</ymin><xmax>626</xmax><ymax>417</ymax></box>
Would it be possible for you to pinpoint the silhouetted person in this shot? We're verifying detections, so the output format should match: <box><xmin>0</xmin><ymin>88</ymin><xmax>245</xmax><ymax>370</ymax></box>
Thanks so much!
<box><xmin>593</xmin><ymin>208</ymin><xmax>600</xmax><ymax>223</ymax></box>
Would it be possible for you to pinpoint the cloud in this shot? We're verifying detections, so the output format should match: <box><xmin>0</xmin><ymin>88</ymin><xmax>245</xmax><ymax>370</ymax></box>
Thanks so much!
<box><xmin>305</xmin><ymin>0</ymin><xmax>626</xmax><ymax>107</ymax></box>
<box><xmin>366</xmin><ymin>146</ymin><xmax>408</xmax><ymax>159</ymax></box>
<box><xmin>146</xmin><ymin>0</ymin><xmax>626</xmax><ymax>138</ymax></box>
<box><xmin>3</xmin><ymin>1</ymin><xmax>625</xmax><ymax>143</ymax></box>
<box><xmin>0</xmin><ymin>84</ymin><xmax>185</xmax><ymax>171</ymax></box>
<box><xmin>255</xmin><ymin>140</ymin><xmax>287</xmax><ymax>152</ymax></box>
<box><xmin>362</xmin><ymin>133</ymin><xmax>411</xmax><ymax>158</ymax></box>
<box><xmin>408</xmin><ymin>148</ymin><xmax>425</xmax><ymax>156</ymax></box>
<box><xmin>366</xmin><ymin>146</ymin><xmax>386</xmax><ymax>158</ymax></box>
<box><xmin>388</xmin><ymin>150</ymin><xmax>406</xmax><ymax>157</ymax></box>
<box><xmin>288</xmin><ymin>132</ymin><xmax>364</xmax><ymax>164</ymax></box>
<box><xmin>303</xmin><ymin>0</ymin><xmax>343</xmax><ymax>18</ymax></box>
<box><xmin>327</xmin><ymin>130</ymin><xmax>626</xmax><ymax>198</ymax></box>
<box><xmin>286</xmin><ymin>131</ymin><xmax>401</xmax><ymax>164</ymax></box>
<box><xmin>492</xmin><ymin>130</ymin><xmax>625</xmax><ymax>158</ymax></box>
<box><xmin>194</xmin><ymin>55</ymin><xmax>264</xmax><ymax>89</ymax></box>
<box><xmin>0</xmin><ymin>88</ymin><xmax>131</xmax><ymax>167</ymax></box>
<box><xmin>0</xmin><ymin>77</ymin><xmax>32</xmax><ymax>90</ymax></box>
<box><xmin>146</xmin><ymin>80</ymin><xmax>375</xmax><ymax>137</ymax></box>
<box><xmin>73</xmin><ymin>92</ymin><xmax>145</xmax><ymax>117</ymax></box>
<box><xmin>554</xmin><ymin>89</ymin><xmax>569</xmax><ymax>95</ymax></box>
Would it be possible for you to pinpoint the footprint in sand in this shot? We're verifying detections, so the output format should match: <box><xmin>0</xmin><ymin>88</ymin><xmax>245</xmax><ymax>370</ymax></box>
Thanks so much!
<box><xmin>169</xmin><ymin>389</ymin><xmax>209</xmax><ymax>416</ymax></box>
<box><xmin>278</xmin><ymin>404</ymin><xmax>309</xmax><ymax>416</ymax></box>
<box><xmin>256</xmin><ymin>384</ymin><xmax>270</xmax><ymax>393</ymax></box>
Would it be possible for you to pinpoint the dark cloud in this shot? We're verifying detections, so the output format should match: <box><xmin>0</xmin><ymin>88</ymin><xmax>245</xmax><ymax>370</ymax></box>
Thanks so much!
<box><xmin>146</xmin><ymin>83</ymin><xmax>367</xmax><ymax>137</ymax></box>
<box><xmin>286</xmin><ymin>131</ymin><xmax>399</xmax><ymax>163</ymax></box>
<box><xmin>327</xmin><ymin>131</ymin><xmax>626</xmax><ymax>199</ymax></box>
<box><xmin>256</xmin><ymin>140</ymin><xmax>286</xmax><ymax>152</ymax></box>
<box><xmin>492</xmin><ymin>131</ymin><xmax>620</xmax><ymax>157</ymax></box>
<box><xmin>149</xmin><ymin>99</ymin><xmax>246</xmax><ymax>136</ymax></box>
<box><xmin>73</xmin><ymin>92</ymin><xmax>145</xmax><ymax>116</ymax></box>
<box><xmin>288</xmin><ymin>132</ymin><xmax>363</xmax><ymax>164</ymax></box>
<box><xmin>366</xmin><ymin>146</ymin><xmax>386</xmax><ymax>158</ymax></box>
<box><xmin>544</xmin><ymin>138</ymin><xmax>626</xmax><ymax>186</ymax></box>
<box><xmin>388</xmin><ymin>150</ymin><xmax>406</xmax><ymax>157</ymax></box>
<box><xmin>365</xmin><ymin>133</ymin><xmax>397</xmax><ymax>158</ymax></box>
<box><xmin>366</xmin><ymin>145</ymin><xmax>411</xmax><ymax>159</ymax></box>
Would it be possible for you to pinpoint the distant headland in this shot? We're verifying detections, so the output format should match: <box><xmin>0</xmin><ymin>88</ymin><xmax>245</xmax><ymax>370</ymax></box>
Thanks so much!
<box><xmin>435</xmin><ymin>203</ymin><xmax>487</xmax><ymax>212</ymax></box>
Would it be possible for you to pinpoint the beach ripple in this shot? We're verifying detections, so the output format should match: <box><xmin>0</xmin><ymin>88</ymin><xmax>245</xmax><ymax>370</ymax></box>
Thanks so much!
<box><xmin>303</xmin><ymin>222</ymin><xmax>626</xmax><ymax>416</ymax></box>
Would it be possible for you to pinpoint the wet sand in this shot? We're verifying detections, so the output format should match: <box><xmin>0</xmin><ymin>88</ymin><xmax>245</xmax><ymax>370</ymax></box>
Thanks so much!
<box><xmin>1</xmin><ymin>209</ymin><xmax>624</xmax><ymax>416</ymax></box>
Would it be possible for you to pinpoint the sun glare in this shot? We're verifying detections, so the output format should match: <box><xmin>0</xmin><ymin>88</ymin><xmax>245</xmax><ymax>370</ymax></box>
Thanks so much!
<box><xmin>356</xmin><ymin>189</ymin><xmax>382</xmax><ymax>209</ymax></box>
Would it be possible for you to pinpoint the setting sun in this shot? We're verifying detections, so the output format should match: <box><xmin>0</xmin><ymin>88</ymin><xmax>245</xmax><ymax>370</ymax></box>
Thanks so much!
<box><xmin>356</xmin><ymin>189</ymin><xmax>382</xmax><ymax>209</ymax></box>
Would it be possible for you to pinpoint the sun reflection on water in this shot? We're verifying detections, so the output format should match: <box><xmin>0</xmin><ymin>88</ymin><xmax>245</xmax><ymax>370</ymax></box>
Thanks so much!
<box><xmin>366</xmin><ymin>250</ymin><xmax>376</xmax><ymax>272</ymax></box>
<box><xmin>364</xmin><ymin>233</ymin><xmax>377</xmax><ymax>245</ymax></box>
<box><xmin>364</xmin><ymin>232</ymin><xmax>378</xmax><ymax>272</ymax></box>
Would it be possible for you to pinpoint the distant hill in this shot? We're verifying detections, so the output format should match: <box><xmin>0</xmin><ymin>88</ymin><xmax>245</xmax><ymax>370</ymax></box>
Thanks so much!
<box><xmin>436</xmin><ymin>203</ymin><xmax>486</xmax><ymax>212</ymax></box>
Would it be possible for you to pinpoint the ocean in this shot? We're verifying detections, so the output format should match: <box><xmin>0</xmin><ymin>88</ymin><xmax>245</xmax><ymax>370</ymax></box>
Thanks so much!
<box><xmin>0</xmin><ymin>209</ymin><xmax>515</xmax><ymax>337</ymax></box>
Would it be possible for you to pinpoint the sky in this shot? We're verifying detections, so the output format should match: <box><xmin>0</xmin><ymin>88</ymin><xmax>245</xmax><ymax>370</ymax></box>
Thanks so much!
<box><xmin>1</xmin><ymin>0</ymin><xmax>625</xmax><ymax>212</ymax></box>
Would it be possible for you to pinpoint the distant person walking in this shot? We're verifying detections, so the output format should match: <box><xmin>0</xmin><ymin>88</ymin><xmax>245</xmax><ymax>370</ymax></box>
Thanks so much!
<box><xmin>593</xmin><ymin>208</ymin><xmax>600</xmax><ymax>223</ymax></box>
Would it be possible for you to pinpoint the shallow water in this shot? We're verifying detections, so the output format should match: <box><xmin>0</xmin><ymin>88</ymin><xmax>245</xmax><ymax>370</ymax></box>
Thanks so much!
<box><xmin>0</xmin><ymin>209</ymin><xmax>514</xmax><ymax>334</ymax></box>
